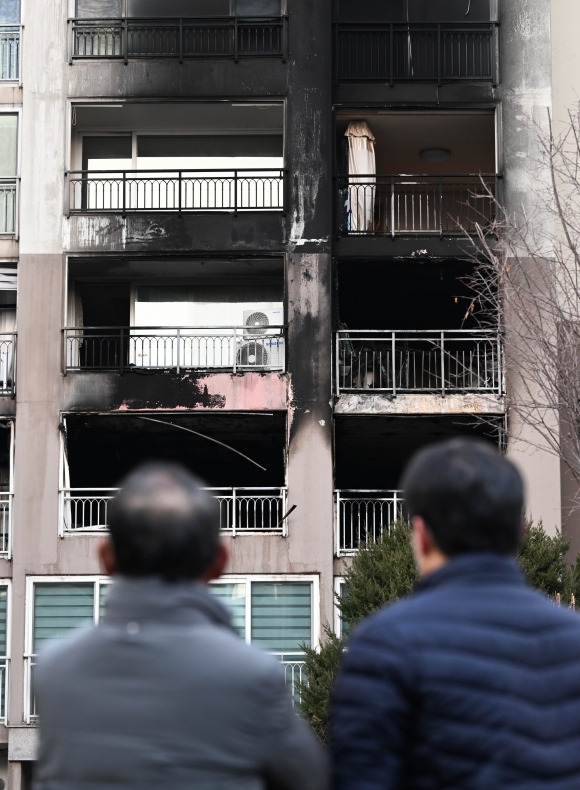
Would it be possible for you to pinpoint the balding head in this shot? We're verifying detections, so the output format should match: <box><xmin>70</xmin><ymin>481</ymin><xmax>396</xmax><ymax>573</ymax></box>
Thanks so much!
<box><xmin>107</xmin><ymin>462</ymin><xmax>221</xmax><ymax>582</ymax></box>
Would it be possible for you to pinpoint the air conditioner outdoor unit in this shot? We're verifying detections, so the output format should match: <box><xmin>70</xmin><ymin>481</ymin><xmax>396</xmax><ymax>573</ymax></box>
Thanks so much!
<box><xmin>237</xmin><ymin>308</ymin><xmax>285</xmax><ymax>370</ymax></box>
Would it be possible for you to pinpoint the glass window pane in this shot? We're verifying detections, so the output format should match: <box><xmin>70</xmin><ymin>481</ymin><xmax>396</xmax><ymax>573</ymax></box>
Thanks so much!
<box><xmin>236</xmin><ymin>0</ymin><xmax>280</xmax><ymax>15</ymax></box>
<box><xmin>76</xmin><ymin>0</ymin><xmax>122</xmax><ymax>18</ymax></box>
<box><xmin>33</xmin><ymin>583</ymin><xmax>95</xmax><ymax>652</ymax></box>
<box><xmin>211</xmin><ymin>583</ymin><xmax>246</xmax><ymax>637</ymax></box>
<box><xmin>0</xmin><ymin>0</ymin><xmax>19</xmax><ymax>25</ymax></box>
<box><xmin>0</xmin><ymin>114</ymin><xmax>17</xmax><ymax>178</ymax></box>
<box><xmin>127</xmin><ymin>0</ymin><xmax>229</xmax><ymax>17</ymax></box>
<box><xmin>0</xmin><ymin>587</ymin><xmax>7</xmax><ymax>655</ymax></box>
<box><xmin>98</xmin><ymin>581</ymin><xmax>111</xmax><ymax>622</ymax></box>
<box><xmin>251</xmin><ymin>582</ymin><xmax>311</xmax><ymax>654</ymax></box>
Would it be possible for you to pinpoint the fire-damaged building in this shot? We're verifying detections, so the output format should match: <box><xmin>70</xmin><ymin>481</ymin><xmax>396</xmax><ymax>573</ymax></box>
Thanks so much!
<box><xmin>0</xmin><ymin>0</ymin><xmax>574</xmax><ymax>784</ymax></box>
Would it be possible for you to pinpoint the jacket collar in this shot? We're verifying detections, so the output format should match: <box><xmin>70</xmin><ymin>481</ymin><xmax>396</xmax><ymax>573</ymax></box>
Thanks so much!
<box><xmin>418</xmin><ymin>552</ymin><xmax>525</xmax><ymax>593</ymax></box>
<box><xmin>101</xmin><ymin>575</ymin><xmax>237</xmax><ymax>633</ymax></box>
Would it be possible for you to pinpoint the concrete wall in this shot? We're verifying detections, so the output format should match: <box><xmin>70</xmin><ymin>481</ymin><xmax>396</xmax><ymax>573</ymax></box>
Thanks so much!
<box><xmin>498</xmin><ymin>0</ymin><xmax>561</xmax><ymax>531</ymax></box>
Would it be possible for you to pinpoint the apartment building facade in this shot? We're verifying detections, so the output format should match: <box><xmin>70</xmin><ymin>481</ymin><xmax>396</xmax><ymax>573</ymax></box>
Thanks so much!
<box><xmin>0</xmin><ymin>0</ymin><xmax>570</xmax><ymax>786</ymax></box>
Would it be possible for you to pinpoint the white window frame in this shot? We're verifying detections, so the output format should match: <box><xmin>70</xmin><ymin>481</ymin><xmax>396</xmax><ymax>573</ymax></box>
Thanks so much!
<box><xmin>0</xmin><ymin>108</ymin><xmax>21</xmax><ymax>239</ymax></box>
<box><xmin>24</xmin><ymin>575</ymin><xmax>111</xmax><ymax>722</ymax></box>
<box><xmin>0</xmin><ymin>580</ymin><xmax>11</xmax><ymax>723</ymax></box>
<box><xmin>212</xmin><ymin>574</ymin><xmax>320</xmax><ymax>651</ymax></box>
<box><xmin>334</xmin><ymin>576</ymin><xmax>347</xmax><ymax>637</ymax></box>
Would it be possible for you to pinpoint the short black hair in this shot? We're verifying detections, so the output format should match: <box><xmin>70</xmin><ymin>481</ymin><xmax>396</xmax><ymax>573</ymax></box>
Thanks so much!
<box><xmin>107</xmin><ymin>462</ymin><xmax>220</xmax><ymax>582</ymax></box>
<box><xmin>400</xmin><ymin>438</ymin><xmax>524</xmax><ymax>556</ymax></box>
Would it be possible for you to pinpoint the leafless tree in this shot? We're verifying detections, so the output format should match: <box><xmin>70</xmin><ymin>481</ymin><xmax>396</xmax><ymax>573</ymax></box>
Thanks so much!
<box><xmin>462</xmin><ymin>107</ymin><xmax>580</xmax><ymax>509</ymax></box>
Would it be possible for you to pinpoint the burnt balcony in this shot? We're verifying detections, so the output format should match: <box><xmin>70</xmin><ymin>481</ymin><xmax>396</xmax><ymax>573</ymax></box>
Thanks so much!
<box><xmin>336</xmin><ymin>174</ymin><xmax>497</xmax><ymax>237</ymax></box>
<box><xmin>335</xmin><ymin>489</ymin><xmax>404</xmax><ymax>555</ymax></box>
<box><xmin>60</xmin><ymin>486</ymin><xmax>288</xmax><ymax>536</ymax></box>
<box><xmin>335</xmin><ymin>22</ymin><xmax>497</xmax><ymax>84</ymax></box>
<box><xmin>69</xmin><ymin>15</ymin><xmax>288</xmax><ymax>62</ymax></box>
<box><xmin>66</xmin><ymin>168</ymin><xmax>285</xmax><ymax>215</ymax></box>
<box><xmin>63</xmin><ymin>325</ymin><xmax>286</xmax><ymax>373</ymax></box>
<box><xmin>336</xmin><ymin>329</ymin><xmax>503</xmax><ymax>396</ymax></box>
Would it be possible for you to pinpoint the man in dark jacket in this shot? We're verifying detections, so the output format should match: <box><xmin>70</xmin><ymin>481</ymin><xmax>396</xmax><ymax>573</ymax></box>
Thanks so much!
<box><xmin>34</xmin><ymin>463</ymin><xmax>327</xmax><ymax>790</ymax></box>
<box><xmin>330</xmin><ymin>438</ymin><xmax>580</xmax><ymax>790</ymax></box>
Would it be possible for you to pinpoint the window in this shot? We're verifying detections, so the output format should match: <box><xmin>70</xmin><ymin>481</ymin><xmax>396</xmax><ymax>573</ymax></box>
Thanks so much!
<box><xmin>211</xmin><ymin>577</ymin><xmax>318</xmax><ymax>702</ymax></box>
<box><xmin>0</xmin><ymin>583</ymin><xmax>9</xmax><ymax>721</ymax></box>
<box><xmin>334</xmin><ymin>577</ymin><xmax>350</xmax><ymax>638</ymax></box>
<box><xmin>26</xmin><ymin>578</ymin><xmax>110</xmax><ymax>720</ymax></box>
<box><xmin>0</xmin><ymin>113</ymin><xmax>17</xmax><ymax>233</ymax></box>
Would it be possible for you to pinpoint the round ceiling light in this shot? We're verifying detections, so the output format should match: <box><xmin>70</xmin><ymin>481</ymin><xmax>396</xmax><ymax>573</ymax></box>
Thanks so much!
<box><xmin>419</xmin><ymin>148</ymin><xmax>451</xmax><ymax>163</ymax></box>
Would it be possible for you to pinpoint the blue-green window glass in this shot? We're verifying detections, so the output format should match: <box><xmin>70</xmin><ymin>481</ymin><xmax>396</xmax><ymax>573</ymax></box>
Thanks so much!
<box><xmin>0</xmin><ymin>115</ymin><xmax>17</xmax><ymax>178</ymax></box>
<box><xmin>0</xmin><ymin>0</ymin><xmax>19</xmax><ymax>25</ymax></box>
<box><xmin>33</xmin><ymin>583</ymin><xmax>95</xmax><ymax>653</ymax></box>
<box><xmin>0</xmin><ymin>587</ymin><xmax>6</xmax><ymax>655</ymax></box>
<box><xmin>251</xmin><ymin>582</ymin><xmax>311</xmax><ymax>653</ymax></box>
<box><xmin>337</xmin><ymin>581</ymin><xmax>350</xmax><ymax>638</ymax></box>
<box><xmin>98</xmin><ymin>582</ymin><xmax>110</xmax><ymax>621</ymax></box>
<box><xmin>211</xmin><ymin>583</ymin><xmax>246</xmax><ymax>636</ymax></box>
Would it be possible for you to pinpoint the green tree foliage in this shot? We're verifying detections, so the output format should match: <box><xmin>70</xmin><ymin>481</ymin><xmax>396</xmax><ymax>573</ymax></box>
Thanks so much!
<box><xmin>299</xmin><ymin>519</ymin><xmax>580</xmax><ymax>741</ymax></box>
<box><xmin>517</xmin><ymin>520</ymin><xmax>578</xmax><ymax>603</ymax></box>
<box><xmin>299</xmin><ymin>520</ymin><xmax>418</xmax><ymax>741</ymax></box>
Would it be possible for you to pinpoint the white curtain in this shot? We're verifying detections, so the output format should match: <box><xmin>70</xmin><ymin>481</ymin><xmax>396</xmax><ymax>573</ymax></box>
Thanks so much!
<box><xmin>345</xmin><ymin>121</ymin><xmax>376</xmax><ymax>232</ymax></box>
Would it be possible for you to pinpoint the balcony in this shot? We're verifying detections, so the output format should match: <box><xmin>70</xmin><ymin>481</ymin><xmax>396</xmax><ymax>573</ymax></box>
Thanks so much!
<box><xmin>336</xmin><ymin>329</ymin><xmax>503</xmax><ymax>396</ymax></box>
<box><xmin>0</xmin><ymin>25</ymin><xmax>20</xmax><ymax>80</ymax></box>
<box><xmin>335</xmin><ymin>22</ymin><xmax>496</xmax><ymax>84</ymax></box>
<box><xmin>336</xmin><ymin>174</ymin><xmax>497</xmax><ymax>236</ymax></box>
<box><xmin>0</xmin><ymin>332</ymin><xmax>15</xmax><ymax>395</ymax></box>
<box><xmin>59</xmin><ymin>487</ymin><xmax>288</xmax><ymax>536</ymax></box>
<box><xmin>69</xmin><ymin>16</ymin><xmax>288</xmax><ymax>62</ymax></box>
<box><xmin>63</xmin><ymin>326</ymin><xmax>286</xmax><ymax>373</ymax></box>
<box><xmin>66</xmin><ymin>168</ymin><xmax>285</xmax><ymax>215</ymax></box>
<box><xmin>335</xmin><ymin>489</ymin><xmax>404</xmax><ymax>555</ymax></box>
<box><xmin>0</xmin><ymin>179</ymin><xmax>17</xmax><ymax>235</ymax></box>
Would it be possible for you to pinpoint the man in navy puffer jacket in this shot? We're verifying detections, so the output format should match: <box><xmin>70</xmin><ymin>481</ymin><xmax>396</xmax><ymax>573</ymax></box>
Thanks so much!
<box><xmin>330</xmin><ymin>438</ymin><xmax>580</xmax><ymax>790</ymax></box>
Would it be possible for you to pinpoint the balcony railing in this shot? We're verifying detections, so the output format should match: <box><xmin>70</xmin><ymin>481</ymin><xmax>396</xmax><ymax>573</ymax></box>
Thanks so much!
<box><xmin>0</xmin><ymin>179</ymin><xmax>17</xmax><ymax>234</ymax></box>
<box><xmin>0</xmin><ymin>333</ymin><xmax>15</xmax><ymax>396</ymax></box>
<box><xmin>280</xmin><ymin>656</ymin><xmax>306</xmax><ymax>705</ymax></box>
<box><xmin>336</xmin><ymin>329</ymin><xmax>503</xmax><ymax>396</ymax></box>
<box><xmin>0</xmin><ymin>493</ymin><xmax>11</xmax><ymax>558</ymax></box>
<box><xmin>335</xmin><ymin>22</ymin><xmax>496</xmax><ymax>84</ymax></box>
<box><xmin>336</xmin><ymin>174</ymin><xmax>497</xmax><ymax>236</ymax></box>
<box><xmin>0</xmin><ymin>25</ymin><xmax>20</xmax><ymax>80</ymax></box>
<box><xmin>335</xmin><ymin>489</ymin><xmax>404</xmax><ymax>555</ymax></box>
<box><xmin>66</xmin><ymin>169</ymin><xmax>285</xmax><ymax>214</ymax></box>
<box><xmin>60</xmin><ymin>487</ymin><xmax>288</xmax><ymax>536</ymax></box>
<box><xmin>69</xmin><ymin>16</ymin><xmax>288</xmax><ymax>62</ymax></box>
<box><xmin>64</xmin><ymin>326</ymin><xmax>286</xmax><ymax>374</ymax></box>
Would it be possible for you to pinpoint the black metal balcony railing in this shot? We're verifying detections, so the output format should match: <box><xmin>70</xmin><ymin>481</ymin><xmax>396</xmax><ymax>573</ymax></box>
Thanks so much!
<box><xmin>0</xmin><ymin>333</ymin><xmax>15</xmax><ymax>396</ymax></box>
<box><xmin>69</xmin><ymin>16</ymin><xmax>288</xmax><ymax>62</ymax></box>
<box><xmin>0</xmin><ymin>26</ymin><xmax>20</xmax><ymax>80</ymax></box>
<box><xmin>336</xmin><ymin>174</ymin><xmax>497</xmax><ymax>236</ymax></box>
<box><xmin>63</xmin><ymin>326</ymin><xmax>286</xmax><ymax>374</ymax></box>
<box><xmin>336</xmin><ymin>330</ymin><xmax>503</xmax><ymax>396</ymax></box>
<box><xmin>66</xmin><ymin>169</ymin><xmax>285</xmax><ymax>214</ymax></box>
<box><xmin>335</xmin><ymin>22</ymin><xmax>496</xmax><ymax>84</ymax></box>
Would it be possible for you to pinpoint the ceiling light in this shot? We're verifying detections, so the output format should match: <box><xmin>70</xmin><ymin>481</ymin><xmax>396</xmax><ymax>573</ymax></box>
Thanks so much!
<box><xmin>420</xmin><ymin>148</ymin><xmax>451</xmax><ymax>163</ymax></box>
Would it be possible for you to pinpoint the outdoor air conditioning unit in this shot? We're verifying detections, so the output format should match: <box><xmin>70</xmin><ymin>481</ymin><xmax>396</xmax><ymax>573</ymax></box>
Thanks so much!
<box><xmin>237</xmin><ymin>307</ymin><xmax>285</xmax><ymax>370</ymax></box>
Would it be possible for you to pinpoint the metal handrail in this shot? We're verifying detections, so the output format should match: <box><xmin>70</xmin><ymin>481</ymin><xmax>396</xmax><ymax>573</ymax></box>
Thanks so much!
<box><xmin>336</xmin><ymin>173</ymin><xmax>499</xmax><ymax>236</ymax></box>
<box><xmin>69</xmin><ymin>15</ymin><xmax>288</xmax><ymax>61</ymax></box>
<box><xmin>0</xmin><ymin>333</ymin><xmax>15</xmax><ymax>397</ymax></box>
<box><xmin>63</xmin><ymin>325</ymin><xmax>286</xmax><ymax>374</ymax></box>
<box><xmin>66</xmin><ymin>168</ymin><xmax>285</xmax><ymax>214</ymax></box>
<box><xmin>0</xmin><ymin>25</ymin><xmax>20</xmax><ymax>81</ymax></box>
<box><xmin>336</xmin><ymin>329</ymin><xmax>504</xmax><ymax>396</ymax></box>
<box><xmin>335</xmin><ymin>21</ymin><xmax>497</xmax><ymax>84</ymax></box>
<box><xmin>335</xmin><ymin>489</ymin><xmax>404</xmax><ymax>556</ymax></box>
<box><xmin>60</xmin><ymin>487</ymin><xmax>288</xmax><ymax>535</ymax></box>
<box><xmin>0</xmin><ymin>179</ymin><xmax>18</xmax><ymax>235</ymax></box>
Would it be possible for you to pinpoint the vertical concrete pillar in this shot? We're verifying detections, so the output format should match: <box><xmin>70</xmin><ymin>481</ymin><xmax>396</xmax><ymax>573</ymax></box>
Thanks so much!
<box><xmin>499</xmin><ymin>0</ymin><xmax>561</xmax><ymax>531</ymax></box>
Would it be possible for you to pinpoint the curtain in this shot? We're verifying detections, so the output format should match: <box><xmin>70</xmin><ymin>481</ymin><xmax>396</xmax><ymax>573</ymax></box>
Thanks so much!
<box><xmin>345</xmin><ymin>121</ymin><xmax>376</xmax><ymax>232</ymax></box>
